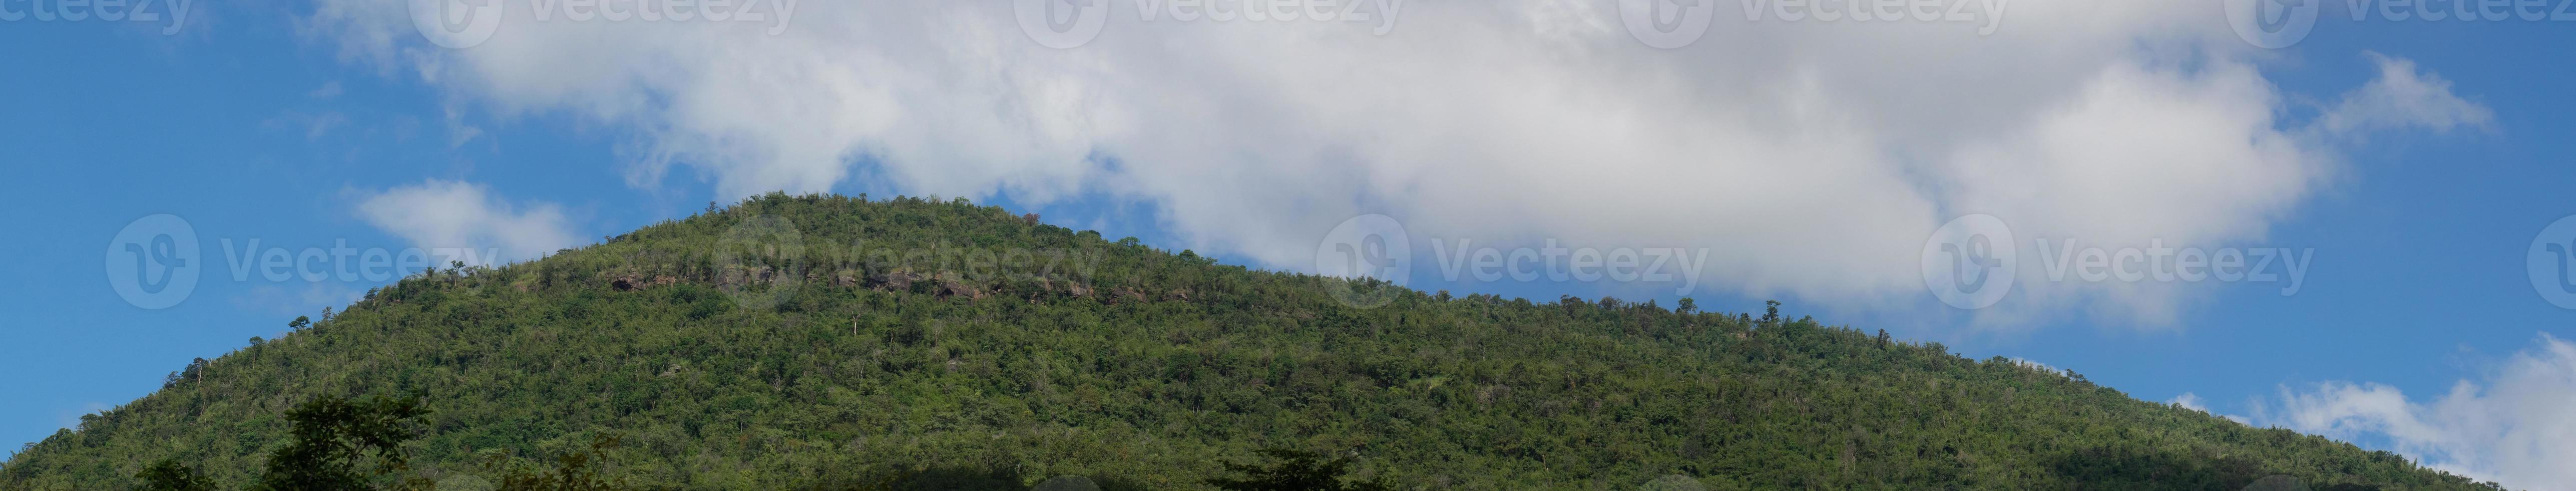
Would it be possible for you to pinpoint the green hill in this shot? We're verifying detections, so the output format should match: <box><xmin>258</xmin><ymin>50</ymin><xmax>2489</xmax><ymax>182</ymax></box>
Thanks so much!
<box><xmin>0</xmin><ymin>193</ymin><xmax>2508</xmax><ymax>490</ymax></box>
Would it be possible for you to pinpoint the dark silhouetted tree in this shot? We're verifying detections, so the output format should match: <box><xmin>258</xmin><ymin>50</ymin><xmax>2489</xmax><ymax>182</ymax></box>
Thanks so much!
<box><xmin>136</xmin><ymin>459</ymin><xmax>216</xmax><ymax>491</ymax></box>
<box><xmin>246</xmin><ymin>394</ymin><xmax>431</xmax><ymax>491</ymax></box>
<box><xmin>491</xmin><ymin>433</ymin><xmax>638</xmax><ymax>491</ymax></box>
<box><xmin>1206</xmin><ymin>448</ymin><xmax>1392</xmax><ymax>491</ymax></box>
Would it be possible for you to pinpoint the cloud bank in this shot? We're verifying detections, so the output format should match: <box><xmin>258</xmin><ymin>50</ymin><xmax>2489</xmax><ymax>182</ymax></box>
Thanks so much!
<box><xmin>306</xmin><ymin>1</ymin><xmax>2483</xmax><ymax>326</ymax></box>
<box><xmin>2265</xmin><ymin>335</ymin><xmax>2576</xmax><ymax>491</ymax></box>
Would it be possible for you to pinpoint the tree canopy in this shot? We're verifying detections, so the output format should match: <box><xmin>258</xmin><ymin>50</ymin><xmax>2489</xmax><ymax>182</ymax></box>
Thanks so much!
<box><xmin>0</xmin><ymin>193</ymin><xmax>2510</xmax><ymax>490</ymax></box>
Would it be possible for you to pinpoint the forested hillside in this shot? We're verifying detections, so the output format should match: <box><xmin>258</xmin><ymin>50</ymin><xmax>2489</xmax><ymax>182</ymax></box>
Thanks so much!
<box><xmin>0</xmin><ymin>194</ymin><xmax>2509</xmax><ymax>490</ymax></box>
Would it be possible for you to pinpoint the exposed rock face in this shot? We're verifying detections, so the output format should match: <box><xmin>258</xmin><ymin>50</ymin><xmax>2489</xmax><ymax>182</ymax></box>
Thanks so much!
<box><xmin>1111</xmin><ymin>287</ymin><xmax>1150</xmax><ymax>304</ymax></box>
<box><xmin>611</xmin><ymin>275</ymin><xmax>680</xmax><ymax>291</ymax></box>
<box><xmin>607</xmin><ymin>266</ymin><xmax>1112</xmax><ymax>304</ymax></box>
<box><xmin>934</xmin><ymin>277</ymin><xmax>989</xmax><ymax>300</ymax></box>
<box><xmin>868</xmin><ymin>271</ymin><xmax>929</xmax><ymax>291</ymax></box>
<box><xmin>1038</xmin><ymin>278</ymin><xmax>1093</xmax><ymax>298</ymax></box>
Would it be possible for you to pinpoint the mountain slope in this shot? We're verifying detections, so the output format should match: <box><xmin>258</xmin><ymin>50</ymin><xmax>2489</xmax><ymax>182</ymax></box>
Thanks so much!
<box><xmin>2</xmin><ymin>193</ymin><xmax>2505</xmax><ymax>490</ymax></box>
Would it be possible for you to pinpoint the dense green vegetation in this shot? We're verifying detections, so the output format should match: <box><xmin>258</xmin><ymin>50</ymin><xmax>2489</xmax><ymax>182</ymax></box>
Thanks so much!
<box><xmin>1</xmin><ymin>193</ymin><xmax>2511</xmax><ymax>489</ymax></box>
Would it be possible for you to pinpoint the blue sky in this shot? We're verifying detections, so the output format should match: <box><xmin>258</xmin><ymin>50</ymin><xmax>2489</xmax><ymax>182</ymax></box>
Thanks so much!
<box><xmin>7</xmin><ymin>1</ymin><xmax>2576</xmax><ymax>487</ymax></box>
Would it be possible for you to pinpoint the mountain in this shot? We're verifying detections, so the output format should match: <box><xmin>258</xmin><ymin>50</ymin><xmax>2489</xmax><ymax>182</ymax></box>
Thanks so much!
<box><xmin>1</xmin><ymin>193</ymin><xmax>2507</xmax><ymax>490</ymax></box>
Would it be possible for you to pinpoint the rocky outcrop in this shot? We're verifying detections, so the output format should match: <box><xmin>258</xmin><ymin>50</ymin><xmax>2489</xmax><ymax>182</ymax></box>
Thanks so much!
<box><xmin>611</xmin><ymin>275</ymin><xmax>680</xmax><ymax>291</ymax></box>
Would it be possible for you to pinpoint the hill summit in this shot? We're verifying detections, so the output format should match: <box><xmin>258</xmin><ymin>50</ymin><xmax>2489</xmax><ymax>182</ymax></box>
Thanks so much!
<box><xmin>2</xmin><ymin>193</ymin><xmax>2506</xmax><ymax>490</ymax></box>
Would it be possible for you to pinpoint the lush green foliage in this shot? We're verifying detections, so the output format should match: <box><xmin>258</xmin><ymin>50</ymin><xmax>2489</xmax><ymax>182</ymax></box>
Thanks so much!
<box><xmin>1</xmin><ymin>193</ymin><xmax>2512</xmax><ymax>490</ymax></box>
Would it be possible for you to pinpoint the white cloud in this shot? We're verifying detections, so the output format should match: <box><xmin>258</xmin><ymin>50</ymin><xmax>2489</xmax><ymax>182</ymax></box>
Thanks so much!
<box><xmin>355</xmin><ymin>180</ymin><xmax>580</xmax><ymax>266</ymax></box>
<box><xmin>2009</xmin><ymin>357</ymin><xmax>2063</xmax><ymax>375</ymax></box>
<box><xmin>2265</xmin><ymin>335</ymin><xmax>2576</xmax><ymax>491</ymax></box>
<box><xmin>2313</xmin><ymin>53</ymin><xmax>2493</xmax><ymax>138</ymax></box>
<box><xmin>309</xmin><ymin>81</ymin><xmax>345</xmax><ymax>100</ymax></box>
<box><xmin>2169</xmin><ymin>392</ymin><xmax>2210</xmax><ymax>412</ymax></box>
<box><xmin>2166</xmin><ymin>392</ymin><xmax>2250</xmax><ymax>425</ymax></box>
<box><xmin>303</xmin><ymin>1</ymin><xmax>2485</xmax><ymax>327</ymax></box>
